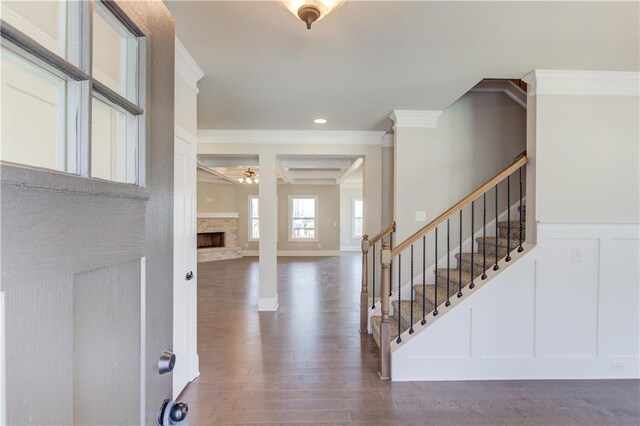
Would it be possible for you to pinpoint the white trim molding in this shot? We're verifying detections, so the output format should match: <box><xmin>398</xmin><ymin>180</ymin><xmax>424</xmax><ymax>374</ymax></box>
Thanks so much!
<box><xmin>382</xmin><ymin>133</ymin><xmax>394</xmax><ymax>148</ymax></box>
<box><xmin>389</xmin><ymin>110</ymin><xmax>442</xmax><ymax>130</ymax></box>
<box><xmin>258</xmin><ymin>295</ymin><xmax>279</xmax><ymax>312</ymax></box>
<box><xmin>197</xmin><ymin>212</ymin><xmax>239</xmax><ymax>219</ymax></box>
<box><xmin>198</xmin><ymin>130</ymin><xmax>387</xmax><ymax>146</ymax></box>
<box><xmin>471</xmin><ymin>79</ymin><xmax>527</xmax><ymax>109</ymax></box>
<box><xmin>175</xmin><ymin>37</ymin><xmax>204</xmax><ymax>94</ymax></box>
<box><xmin>523</xmin><ymin>70</ymin><xmax>640</xmax><ymax>97</ymax></box>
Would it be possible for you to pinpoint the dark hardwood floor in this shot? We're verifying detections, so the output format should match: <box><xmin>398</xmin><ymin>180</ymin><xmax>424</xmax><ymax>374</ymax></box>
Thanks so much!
<box><xmin>181</xmin><ymin>254</ymin><xmax>640</xmax><ymax>425</ymax></box>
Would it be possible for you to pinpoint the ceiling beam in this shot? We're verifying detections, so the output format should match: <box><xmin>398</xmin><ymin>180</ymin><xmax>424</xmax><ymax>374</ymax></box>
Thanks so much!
<box><xmin>337</xmin><ymin>158</ymin><xmax>364</xmax><ymax>184</ymax></box>
<box><xmin>197</xmin><ymin>162</ymin><xmax>238</xmax><ymax>184</ymax></box>
<box><xmin>276</xmin><ymin>161</ymin><xmax>291</xmax><ymax>184</ymax></box>
<box><xmin>280</xmin><ymin>157</ymin><xmax>353</xmax><ymax>170</ymax></box>
<box><xmin>198</xmin><ymin>155</ymin><xmax>259</xmax><ymax>168</ymax></box>
<box><xmin>287</xmin><ymin>170</ymin><xmax>343</xmax><ymax>180</ymax></box>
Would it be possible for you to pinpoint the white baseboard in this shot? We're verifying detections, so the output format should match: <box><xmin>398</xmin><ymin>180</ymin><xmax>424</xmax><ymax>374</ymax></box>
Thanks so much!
<box><xmin>243</xmin><ymin>250</ymin><xmax>340</xmax><ymax>257</ymax></box>
<box><xmin>340</xmin><ymin>246</ymin><xmax>360</xmax><ymax>252</ymax></box>
<box><xmin>258</xmin><ymin>295</ymin><xmax>279</xmax><ymax>311</ymax></box>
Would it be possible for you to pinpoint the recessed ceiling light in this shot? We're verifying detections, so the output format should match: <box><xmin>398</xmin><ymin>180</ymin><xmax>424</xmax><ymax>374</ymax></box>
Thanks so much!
<box><xmin>314</xmin><ymin>118</ymin><xmax>327</xmax><ymax>124</ymax></box>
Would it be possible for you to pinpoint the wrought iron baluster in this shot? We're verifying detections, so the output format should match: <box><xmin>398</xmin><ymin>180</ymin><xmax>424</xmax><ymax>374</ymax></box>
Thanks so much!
<box><xmin>470</xmin><ymin>201</ymin><xmax>476</xmax><ymax>289</ymax></box>
<box><xmin>457</xmin><ymin>210</ymin><xmax>463</xmax><ymax>298</ymax></box>
<box><xmin>493</xmin><ymin>184</ymin><xmax>500</xmax><ymax>271</ymax></box>
<box><xmin>397</xmin><ymin>253</ymin><xmax>402</xmax><ymax>343</ymax></box>
<box><xmin>518</xmin><ymin>167</ymin><xmax>524</xmax><ymax>253</ymax></box>
<box><xmin>434</xmin><ymin>227</ymin><xmax>439</xmax><ymax>316</ymax></box>
<box><xmin>446</xmin><ymin>219</ymin><xmax>451</xmax><ymax>307</ymax></box>
<box><xmin>409</xmin><ymin>245</ymin><xmax>414</xmax><ymax>334</ymax></box>
<box><xmin>421</xmin><ymin>235</ymin><xmax>426</xmax><ymax>325</ymax></box>
<box><xmin>506</xmin><ymin>176</ymin><xmax>512</xmax><ymax>262</ymax></box>
<box><xmin>482</xmin><ymin>193</ymin><xmax>487</xmax><ymax>280</ymax></box>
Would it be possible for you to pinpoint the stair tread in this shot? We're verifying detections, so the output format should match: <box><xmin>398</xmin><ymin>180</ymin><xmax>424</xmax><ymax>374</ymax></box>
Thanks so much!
<box><xmin>370</xmin><ymin>315</ymin><xmax>400</xmax><ymax>342</ymax></box>
<box><xmin>436</xmin><ymin>268</ymin><xmax>473</xmax><ymax>284</ymax></box>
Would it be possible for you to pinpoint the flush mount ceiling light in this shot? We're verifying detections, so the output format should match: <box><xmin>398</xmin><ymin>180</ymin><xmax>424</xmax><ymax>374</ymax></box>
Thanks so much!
<box><xmin>313</xmin><ymin>118</ymin><xmax>327</xmax><ymax>124</ymax></box>
<box><xmin>238</xmin><ymin>167</ymin><xmax>259</xmax><ymax>184</ymax></box>
<box><xmin>281</xmin><ymin>0</ymin><xmax>343</xmax><ymax>29</ymax></box>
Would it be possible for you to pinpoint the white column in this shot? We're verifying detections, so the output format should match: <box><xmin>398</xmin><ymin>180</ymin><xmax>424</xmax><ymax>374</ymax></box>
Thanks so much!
<box><xmin>258</xmin><ymin>153</ymin><xmax>278</xmax><ymax>311</ymax></box>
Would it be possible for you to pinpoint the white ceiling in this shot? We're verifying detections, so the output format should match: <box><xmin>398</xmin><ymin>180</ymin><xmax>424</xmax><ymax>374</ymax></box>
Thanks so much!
<box><xmin>198</xmin><ymin>154</ymin><xmax>363</xmax><ymax>185</ymax></box>
<box><xmin>166</xmin><ymin>1</ymin><xmax>639</xmax><ymax>131</ymax></box>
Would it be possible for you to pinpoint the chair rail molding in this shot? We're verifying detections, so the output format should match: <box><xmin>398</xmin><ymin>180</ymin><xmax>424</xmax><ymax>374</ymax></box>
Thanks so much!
<box><xmin>389</xmin><ymin>110</ymin><xmax>443</xmax><ymax>130</ymax></box>
<box><xmin>523</xmin><ymin>70</ymin><xmax>640</xmax><ymax>97</ymax></box>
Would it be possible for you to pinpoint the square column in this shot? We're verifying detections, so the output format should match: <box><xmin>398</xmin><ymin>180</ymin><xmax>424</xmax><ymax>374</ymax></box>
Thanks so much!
<box><xmin>258</xmin><ymin>153</ymin><xmax>278</xmax><ymax>311</ymax></box>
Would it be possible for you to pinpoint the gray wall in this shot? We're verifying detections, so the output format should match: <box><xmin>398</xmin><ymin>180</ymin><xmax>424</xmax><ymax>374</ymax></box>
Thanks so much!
<box><xmin>0</xmin><ymin>1</ymin><xmax>175</xmax><ymax>424</ymax></box>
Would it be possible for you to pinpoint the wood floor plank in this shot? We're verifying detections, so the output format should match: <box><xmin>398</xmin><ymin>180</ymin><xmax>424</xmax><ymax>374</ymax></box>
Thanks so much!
<box><xmin>180</xmin><ymin>255</ymin><xmax>640</xmax><ymax>425</ymax></box>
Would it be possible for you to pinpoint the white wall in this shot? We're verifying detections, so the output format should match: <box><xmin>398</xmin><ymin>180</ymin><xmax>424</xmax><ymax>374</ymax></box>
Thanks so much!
<box><xmin>392</xmin><ymin>223</ymin><xmax>639</xmax><ymax>381</ymax></box>
<box><xmin>535</xmin><ymin>95</ymin><xmax>639</xmax><ymax>222</ymax></box>
<box><xmin>340</xmin><ymin>185</ymin><xmax>363</xmax><ymax>251</ymax></box>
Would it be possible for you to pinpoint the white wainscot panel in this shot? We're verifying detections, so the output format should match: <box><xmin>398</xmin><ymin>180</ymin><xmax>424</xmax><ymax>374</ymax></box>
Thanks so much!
<box><xmin>598</xmin><ymin>237</ymin><xmax>640</xmax><ymax>361</ymax></box>
<box><xmin>474</xmin><ymin>260</ymin><xmax>536</xmax><ymax>359</ymax></box>
<box><xmin>536</xmin><ymin>238</ymin><xmax>599</xmax><ymax>358</ymax></box>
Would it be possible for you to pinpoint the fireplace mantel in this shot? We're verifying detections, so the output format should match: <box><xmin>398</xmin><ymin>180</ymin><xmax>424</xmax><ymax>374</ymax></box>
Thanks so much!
<box><xmin>197</xmin><ymin>212</ymin><xmax>239</xmax><ymax>219</ymax></box>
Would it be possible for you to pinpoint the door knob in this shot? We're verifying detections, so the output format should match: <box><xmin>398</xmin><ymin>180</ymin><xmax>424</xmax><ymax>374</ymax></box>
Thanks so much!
<box><xmin>185</xmin><ymin>271</ymin><xmax>194</xmax><ymax>281</ymax></box>
<box><xmin>158</xmin><ymin>399</ymin><xmax>189</xmax><ymax>425</ymax></box>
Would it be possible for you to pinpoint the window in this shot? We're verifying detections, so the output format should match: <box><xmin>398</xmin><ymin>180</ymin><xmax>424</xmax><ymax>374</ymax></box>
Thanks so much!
<box><xmin>248</xmin><ymin>195</ymin><xmax>259</xmax><ymax>241</ymax></box>
<box><xmin>0</xmin><ymin>1</ymin><xmax>145</xmax><ymax>185</ymax></box>
<box><xmin>289</xmin><ymin>196</ymin><xmax>318</xmax><ymax>241</ymax></box>
<box><xmin>352</xmin><ymin>198</ymin><xmax>363</xmax><ymax>237</ymax></box>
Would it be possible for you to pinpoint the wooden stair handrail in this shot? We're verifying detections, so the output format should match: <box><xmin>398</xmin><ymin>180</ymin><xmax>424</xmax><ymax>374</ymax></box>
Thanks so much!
<box><xmin>368</xmin><ymin>222</ymin><xmax>396</xmax><ymax>246</ymax></box>
<box><xmin>391</xmin><ymin>155</ymin><xmax>527</xmax><ymax>257</ymax></box>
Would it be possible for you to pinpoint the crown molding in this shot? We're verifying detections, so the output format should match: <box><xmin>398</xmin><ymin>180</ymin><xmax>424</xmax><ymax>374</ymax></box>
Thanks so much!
<box><xmin>389</xmin><ymin>110</ymin><xmax>442</xmax><ymax>130</ymax></box>
<box><xmin>197</xmin><ymin>130</ymin><xmax>387</xmax><ymax>146</ymax></box>
<box><xmin>471</xmin><ymin>79</ymin><xmax>527</xmax><ymax>109</ymax></box>
<box><xmin>523</xmin><ymin>70</ymin><xmax>640</xmax><ymax>97</ymax></box>
<box><xmin>175</xmin><ymin>37</ymin><xmax>204</xmax><ymax>93</ymax></box>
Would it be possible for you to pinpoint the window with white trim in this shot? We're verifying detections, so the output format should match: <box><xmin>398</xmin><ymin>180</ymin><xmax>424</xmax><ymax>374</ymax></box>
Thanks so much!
<box><xmin>352</xmin><ymin>198</ymin><xmax>363</xmax><ymax>238</ymax></box>
<box><xmin>289</xmin><ymin>196</ymin><xmax>318</xmax><ymax>241</ymax></box>
<box><xmin>248</xmin><ymin>195</ymin><xmax>259</xmax><ymax>241</ymax></box>
<box><xmin>0</xmin><ymin>0</ymin><xmax>145</xmax><ymax>185</ymax></box>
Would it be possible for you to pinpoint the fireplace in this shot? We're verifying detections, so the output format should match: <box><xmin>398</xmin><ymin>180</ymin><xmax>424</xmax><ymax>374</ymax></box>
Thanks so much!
<box><xmin>198</xmin><ymin>232</ymin><xmax>225</xmax><ymax>249</ymax></box>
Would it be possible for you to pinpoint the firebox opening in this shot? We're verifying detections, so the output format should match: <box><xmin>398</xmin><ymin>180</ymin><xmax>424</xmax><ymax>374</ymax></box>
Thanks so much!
<box><xmin>198</xmin><ymin>232</ymin><xmax>225</xmax><ymax>249</ymax></box>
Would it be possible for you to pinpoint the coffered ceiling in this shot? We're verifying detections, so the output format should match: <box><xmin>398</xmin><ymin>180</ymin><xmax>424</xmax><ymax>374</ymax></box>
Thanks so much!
<box><xmin>166</xmin><ymin>1</ymin><xmax>639</xmax><ymax>131</ymax></box>
<box><xmin>197</xmin><ymin>154</ymin><xmax>363</xmax><ymax>185</ymax></box>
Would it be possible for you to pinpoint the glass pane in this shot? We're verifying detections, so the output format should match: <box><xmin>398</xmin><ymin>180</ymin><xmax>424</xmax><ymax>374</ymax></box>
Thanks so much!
<box><xmin>354</xmin><ymin>199</ymin><xmax>363</xmax><ymax>218</ymax></box>
<box><xmin>292</xmin><ymin>198</ymin><xmax>315</xmax><ymax>218</ymax></box>
<box><xmin>251</xmin><ymin>197</ymin><xmax>259</xmax><ymax>218</ymax></box>
<box><xmin>292</xmin><ymin>227</ymin><xmax>315</xmax><ymax>240</ymax></box>
<box><xmin>91</xmin><ymin>97</ymin><xmax>137</xmax><ymax>184</ymax></box>
<box><xmin>1</xmin><ymin>48</ymin><xmax>72</xmax><ymax>172</ymax></box>
<box><xmin>1</xmin><ymin>1</ymin><xmax>67</xmax><ymax>59</ymax></box>
<box><xmin>251</xmin><ymin>219</ymin><xmax>259</xmax><ymax>239</ymax></box>
<box><xmin>93</xmin><ymin>2</ymin><xmax>137</xmax><ymax>102</ymax></box>
<box><xmin>354</xmin><ymin>218</ymin><xmax>363</xmax><ymax>236</ymax></box>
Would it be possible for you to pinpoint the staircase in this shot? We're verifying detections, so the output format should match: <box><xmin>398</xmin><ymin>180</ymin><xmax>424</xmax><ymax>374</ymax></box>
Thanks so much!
<box><xmin>370</xmin><ymin>206</ymin><xmax>526</xmax><ymax>346</ymax></box>
<box><xmin>359</xmin><ymin>153</ymin><xmax>528</xmax><ymax>380</ymax></box>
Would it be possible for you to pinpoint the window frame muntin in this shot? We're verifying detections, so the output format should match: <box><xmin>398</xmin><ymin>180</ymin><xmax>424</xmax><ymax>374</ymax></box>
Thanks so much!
<box><xmin>0</xmin><ymin>0</ymin><xmax>147</xmax><ymax>187</ymax></box>
<box><xmin>288</xmin><ymin>195</ymin><xmax>319</xmax><ymax>242</ymax></box>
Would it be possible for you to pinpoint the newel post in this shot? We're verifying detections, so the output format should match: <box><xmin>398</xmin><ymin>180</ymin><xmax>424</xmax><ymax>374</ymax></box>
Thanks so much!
<box><xmin>359</xmin><ymin>235</ymin><xmax>370</xmax><ymax>334</ymax></box>
<box><xmin>379</xmin><ymin>242</ymin><xmax>391</xmax><ymax>380</ymax></box>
